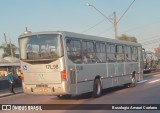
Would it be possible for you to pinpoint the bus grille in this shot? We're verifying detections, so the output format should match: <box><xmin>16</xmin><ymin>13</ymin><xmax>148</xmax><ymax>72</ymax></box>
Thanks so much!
<box><xmin>36</xmin><ymin>84</ymin><xmax>48</xmax><ymax>87</ymax></box>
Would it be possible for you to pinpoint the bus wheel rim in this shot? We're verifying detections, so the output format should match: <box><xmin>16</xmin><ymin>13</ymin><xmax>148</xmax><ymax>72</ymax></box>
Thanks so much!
<box><xmin>97</xmin><ymin>82</ymin><xmax>101</xmax><ymax>95</ymax></box>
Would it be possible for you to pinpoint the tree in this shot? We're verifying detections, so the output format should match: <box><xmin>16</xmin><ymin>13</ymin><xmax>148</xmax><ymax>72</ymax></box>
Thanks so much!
<box><xmin>0</xmin><ymin>43</ymin><xmax>17</xmax><ymax>57</ymax></box>
<box><xmin>118</xmin><ymin>34</ymin><xmax>137</xmax><ymax>43</ymax></box>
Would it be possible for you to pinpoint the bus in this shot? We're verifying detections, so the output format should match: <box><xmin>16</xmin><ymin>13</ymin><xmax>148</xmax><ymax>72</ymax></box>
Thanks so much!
<box><xmin>18</xmin><ymin>31</ymin><xmax>143</xmax><ymax>98</ymax></box>
<box><xmin>142</xmin><ymin>48</ymin><xmax>158</xmax><ymax>73</ymax></box>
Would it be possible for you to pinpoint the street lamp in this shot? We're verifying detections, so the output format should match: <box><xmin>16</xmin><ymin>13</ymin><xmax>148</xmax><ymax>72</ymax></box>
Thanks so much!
<box><xmin>86</xmin><ymin>3</ymin><xmax>118</xmax><ymax>40</ymax></box>
<box><xmin>86</xmin><ymin>3</ymin><xmax>91</xmax><ymax>6</ymax></box>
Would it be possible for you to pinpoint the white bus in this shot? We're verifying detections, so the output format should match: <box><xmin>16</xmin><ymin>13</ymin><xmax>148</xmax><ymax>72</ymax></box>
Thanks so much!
<box><xmin>19</xmin><ymin>31</ymin><xmax>143</xmax><ymax>98</ymax></box>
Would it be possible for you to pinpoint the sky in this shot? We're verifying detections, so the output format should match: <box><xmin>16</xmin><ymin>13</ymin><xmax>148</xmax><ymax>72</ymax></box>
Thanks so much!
<box><xmin>0</xmin><ymin>0</ymin><xmax>160</xmax><ymax>51</ymax></box>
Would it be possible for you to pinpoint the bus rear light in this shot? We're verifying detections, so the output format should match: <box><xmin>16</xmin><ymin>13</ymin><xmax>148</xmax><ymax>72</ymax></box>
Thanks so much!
<box><xmin>25</xmin><ymin>86</ymin><xmax>30</xmax><ymax>90</ymax></box>
<box><xmin>61</xmin><ymin>70</ymin><xmax>67</xmax><ymax>80</ymax></box>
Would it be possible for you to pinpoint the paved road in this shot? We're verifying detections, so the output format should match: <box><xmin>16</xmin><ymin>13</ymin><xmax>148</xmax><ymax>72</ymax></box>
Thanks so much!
<box><xmin>0</xmin><ymin>74</ymin><xmax>160</xmax><ymax>113</ymax></box>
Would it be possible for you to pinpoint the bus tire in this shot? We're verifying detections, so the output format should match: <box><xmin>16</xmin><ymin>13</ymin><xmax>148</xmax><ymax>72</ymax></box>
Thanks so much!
<box><xmin>57</xmin><ymin>95</ymin><xmax>71</xmax><ymax>99</ymax></box>
<box><xmin>92</xmin><ymin>78</ymin><xmax>102</xmax><ymax>98</ymax></box>
<box><xmin>129</xmin><ymin>76</ymin><xmax>136</xmax><ymax>88</ymax></box>
<box><xmin>124</xmin><ymin>83</ymin><xmax>130</xmax><ymax>88</ymax></box>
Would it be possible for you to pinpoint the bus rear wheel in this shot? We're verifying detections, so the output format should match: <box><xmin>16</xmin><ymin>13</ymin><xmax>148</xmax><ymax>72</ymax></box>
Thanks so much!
<box><xmin>92</xmin><ymin>78</ymin><xmax>102</xmax><ymax>98</ymax></box>
<box><xmin>57</xmin><ymin>95</ymin><xmax>71</xmax><ymax>99</ymax></box>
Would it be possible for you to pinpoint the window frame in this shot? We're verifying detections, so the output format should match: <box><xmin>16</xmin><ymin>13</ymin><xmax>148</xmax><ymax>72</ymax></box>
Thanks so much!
<box><xmin>125</xmin><ymin>46</ymin><xmax>132</xmax><ymax>62</ymax></box>
<box><xmin>106</xmin><ymin>43</ymin><xmax>116</xmax><ymax>62</ymax></box>
<box><xmin>131</xmin><ymin>47</ymin><xmax>138</xmax><ymax>62</ymax></box>
<box><xmin>116</xmin><ymin>45</ymin><xmax>125</xmax><ymax>62</ymax></box>
<box><xmin>66</xmin><ymin>38</ymin><xmax>83</xmax><ymax>64</ymax></box>
<box><xmin>82</xmin><ymin>40</ymin><xmax>96</xmax><ymax>64</ymax></box>
<box><xmin>95</xmin><ymin>42</ymin><xmax>107</xmax><ymax>63</ymax></box>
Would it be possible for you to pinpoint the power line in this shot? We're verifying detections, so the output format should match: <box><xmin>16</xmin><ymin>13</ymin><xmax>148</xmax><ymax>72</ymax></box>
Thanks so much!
<box><xmin>81</xmin><ymin>19</ymin><xmax>105</xmax><ymax>33</ymax></box>
<box><xmin>117</xmin><ymin>0</ymin><xmax>136</xmax><ymax>24</ymax></box>
<box><xmin>81</xmin><ymin>11</ymin><xmax>114</xmax><ymax>34</ymax></box>
<box><xmin>103</xmin><ymin>0</ymin><xmax>136</xmax><ymax>38</ymax></box>
<box><xmin>141</xmin><ymin>37</ymin><xmax>160</xmax><ymax>45</ymax></box>
<box><xmin>96</xmin><ymin>27</ymin><xmax>113</xmax><ymax>35</ymax></box>
<box><xmin>139</xmin><ymin>34</ymin><xmax>160</xmax><ymax>43</ymax></box>
<box><xmin>120</xmin><ymin>21</ymin><xmax>160</xmax><ymax>35</ymax></box>
<box><xmin>85</xmin><ymin>0</ymin><xmax>136</xmax><ymax>39</ymax></box>
<box><xmin>106</xmin><ymin>21</ymin><xmax>160</xmax><ymax>39</ymax></box>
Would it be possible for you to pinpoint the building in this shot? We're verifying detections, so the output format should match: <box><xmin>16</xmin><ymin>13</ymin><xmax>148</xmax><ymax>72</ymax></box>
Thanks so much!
<box><xmin>0</xmin><ymin>57</ymin><xmax>20</xmax><ymax>77</ymax></box>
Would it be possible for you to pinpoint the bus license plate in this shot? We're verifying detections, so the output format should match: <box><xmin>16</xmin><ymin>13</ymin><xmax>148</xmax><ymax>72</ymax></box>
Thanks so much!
<box><xmin>39</xmin><ymin>87</ymin><xmax>48</xmax><ymax>92</ymax></box>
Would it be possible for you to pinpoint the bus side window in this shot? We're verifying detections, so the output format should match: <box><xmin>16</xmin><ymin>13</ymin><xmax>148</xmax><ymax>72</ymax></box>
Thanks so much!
<box><xmin>82</xmin><ymin>41</ymin><xmax>96</xmax><ymax>63</ymax></box>
<box><xmin>116</xmin><ymin>45</ymin><xmax>125</xmax><ymax>62</ymax></box>
<box><xmin>66</xmin><ymin>39</ymin><xmax>82</xmax><ymax>64</ymax></box>
<box><xmin>96</xmin><ymin>42</ymin><xmax>106</xmax><ymax>63</ymax></box>
<box><xmin>125</xmin><ymin>46</ymin><xmax>132</xmax><ymax>61</ymax></box>
<box><xmin>107</xmin><ymin>44</ymin><xmax>116</xmax><ymax>62</ymax></box>
<box><xmin>132</xmin><ymin>47</ymin><xmax>138</xmax><ymax>61</ymax></box>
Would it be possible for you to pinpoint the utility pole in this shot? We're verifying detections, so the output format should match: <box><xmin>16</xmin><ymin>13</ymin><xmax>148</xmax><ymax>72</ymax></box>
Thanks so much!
<box><xmin>86</xmin><ymin>3</ymin><xmax>118</xmax><ymax>40</ymax></box>
<box><xmin>4</xmin><ymin>33</ymin><xmax>8</xmax><ymax>45</ymax></box>
<box><xmin>113</xmin><ymin>12</ymin><xmax>118</xmax><ymax>40</ymax></box>
<box><xmin>10</xmin><ymin>39</ymin><xmax>13</xmax><ymax>57</ymax></box>
<box><xmin>86</xmin><ymin>0</ymin><xmax>136</xmax><ymax>40</ymax></box>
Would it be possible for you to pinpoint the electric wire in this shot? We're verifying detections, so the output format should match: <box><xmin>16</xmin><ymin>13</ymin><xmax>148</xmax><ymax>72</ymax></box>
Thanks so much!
<box><xmin>117</xmin><ymin>0</ymin><xmax>136</xmax><ymax>24</ymax></box>
<box><xmin>81</xmin><ymin>19</ymin><xmax>106</xmax><ymax>33</ymax></box>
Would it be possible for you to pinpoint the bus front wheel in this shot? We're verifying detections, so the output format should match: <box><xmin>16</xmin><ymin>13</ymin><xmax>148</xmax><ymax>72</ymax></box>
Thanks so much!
<box><xmin>92</xmin><ymin>78</ymin><xmax>102</xmax><ymax>98</ymax></box>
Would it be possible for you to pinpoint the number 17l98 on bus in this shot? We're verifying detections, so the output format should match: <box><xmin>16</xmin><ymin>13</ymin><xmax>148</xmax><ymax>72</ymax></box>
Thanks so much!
<box><xmin>18</xmin><ymin>31</ymin><xmax>143</xmax><ymax>98</ymax></box>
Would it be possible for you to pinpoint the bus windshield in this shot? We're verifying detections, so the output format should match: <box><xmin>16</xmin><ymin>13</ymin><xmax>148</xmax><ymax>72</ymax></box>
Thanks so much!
<box><xmin>19</xmin><ymin>34</ymin><xmax>63</xmax><ymax>60</ymax></box>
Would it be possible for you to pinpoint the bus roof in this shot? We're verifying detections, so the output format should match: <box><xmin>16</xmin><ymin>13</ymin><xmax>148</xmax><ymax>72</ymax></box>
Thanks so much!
<box><xmin>19</xmin><ymin>31</ymin><xmax>141</xmax><ymax>47</ymax></box>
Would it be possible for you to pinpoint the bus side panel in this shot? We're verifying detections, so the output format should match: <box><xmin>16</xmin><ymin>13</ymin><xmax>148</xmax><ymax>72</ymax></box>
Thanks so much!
<box><xmin>132</xmin><ymin>62</ymin><xmax>139</xmax><ymax>73</ymax></box>
<box><xmin>66</xmin><ymin>59</ymin><xmax>77</xmax><ymax>95</ymax></box>
<box><xmin>108</xmin><ymin>63</ymin><xmax>116</xmax><ymax>77</ymax></box>
<box><xmin>102</xmin><ymin>78</ymin><xmax>112</xmax><ymax>89</ymax></box>
<box><xmin>108</xmin><ymin>62</ymin><xmax>124</xmax><ymax>86</ymax></box>
<box><xmin>132</xmin><ymin>62</ymin><xmax>139</xmax><ymax>81</ymax></box>
<box><xmin>108</xmin><ymin>63</ymin><xmax>117</xmax><ymax>87</ymax></box>
<box><xmin>76</xmin><ymin>63</ymin><xmax>107</xmax><ymax>94</ymax></box>
<box><xmin>117</xmin><ymin>62</ymin><xmax>128</xmax><ymax>85</ymax></box>
<box><xmin>117</xmin><ymin>62</ymin><xmax>125</xmax><ymax>77</ymax></box>
<box><xmin>125</xmin><ymin>62</ymin><xmax>134</xmax><ymax>76</ymax></box>
<box><xmin>120</xmin><ymin>75</ymin><xmax>132</xmax><ymax>85</ymax></box>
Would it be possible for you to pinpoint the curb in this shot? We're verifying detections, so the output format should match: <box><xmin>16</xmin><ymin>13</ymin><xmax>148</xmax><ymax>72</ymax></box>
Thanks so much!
<box><xmin>0</xmin><ymin>91</ymin><xmax>23</xmax><ymax>98</ymax></box>
<box><xmin>144</xmin><ymin>71</ymin><xmax>160</xmax><ymax>77</ymax></box>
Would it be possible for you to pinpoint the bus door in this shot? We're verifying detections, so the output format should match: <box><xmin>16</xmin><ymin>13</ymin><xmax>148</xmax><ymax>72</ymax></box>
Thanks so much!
<box><xmin>68</xmin><ymin>64</ymin><xmax>91</xmax><ymax>95</ymax></box>
<box><xmin>67</xmin><ymin>65</ymin><xmax>77</xmax><ymax>95</ymax></box>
